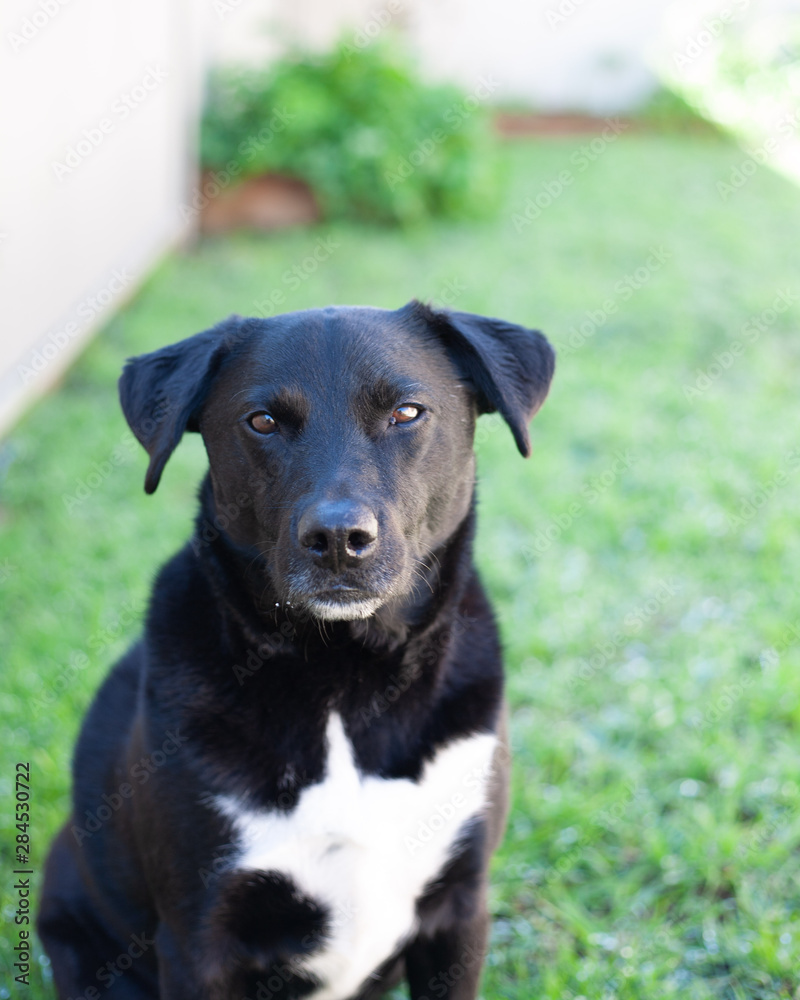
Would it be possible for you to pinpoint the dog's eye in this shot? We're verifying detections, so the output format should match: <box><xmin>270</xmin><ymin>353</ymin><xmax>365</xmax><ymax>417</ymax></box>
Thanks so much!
<box><xmin>249</xmin><ymin>412</ymin><xmax>277</xmax><ymax>435</ymax></box>
<box><xmin>390</xmin><ymin>405</ymin><xmax>421</xmax><ymax>425</ymax></box>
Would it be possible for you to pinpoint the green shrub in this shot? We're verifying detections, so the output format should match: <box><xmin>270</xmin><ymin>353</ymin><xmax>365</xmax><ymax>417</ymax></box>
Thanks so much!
<box><xmin>636</xmin><ymin>86</ymin><xmax>720</xmax><ymax>134</ymax></box>
<box><xmin>200</xmin><ymin>40</ymin><xmax>501</xmax><ymax>225</ymax></box>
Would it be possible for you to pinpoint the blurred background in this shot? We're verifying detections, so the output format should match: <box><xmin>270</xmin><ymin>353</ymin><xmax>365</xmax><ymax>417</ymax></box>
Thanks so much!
<box><xmin>2</xmin><ymin>0</ymin><xmax>800</xmax><ymax>996</ymax></box>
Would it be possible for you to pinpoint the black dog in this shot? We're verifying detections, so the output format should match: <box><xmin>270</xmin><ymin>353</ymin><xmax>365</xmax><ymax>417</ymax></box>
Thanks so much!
<box><xmin>38</xmin><ymin>301</ymin><xmax>554</xmax><ymax>1000</ymax></box>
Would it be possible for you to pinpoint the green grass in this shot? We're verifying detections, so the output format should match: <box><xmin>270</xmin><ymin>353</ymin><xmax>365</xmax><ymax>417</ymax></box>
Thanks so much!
<box><xmin>3</xmin><ymin>131</ymin><xmax>800</xmax><ymax>998</ymax></box>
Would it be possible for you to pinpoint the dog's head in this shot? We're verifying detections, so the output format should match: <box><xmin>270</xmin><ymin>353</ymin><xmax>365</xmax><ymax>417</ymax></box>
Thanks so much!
<box><xmin>119</xmin><ymin>302</ymin><xmax>554</xmax><ymax>622</ymax></box>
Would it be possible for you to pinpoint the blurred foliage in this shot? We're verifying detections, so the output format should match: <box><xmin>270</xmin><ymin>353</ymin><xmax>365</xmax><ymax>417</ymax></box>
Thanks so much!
<box><xmin>660</xmin><ymin>8</ymin><xmax>800</xmax><ymax>141</ymax></box>
<box><xmin>200</xmin><ymin>40</ymin><xmax>501</xmax><ymax>226</ymax></box>
<box><xmin>713</xmin><ymin>15</ymin><xmax>800</xmax><ymax>95</ymax></box>
<box><xmin>637</xmin><ymin>86</ymin><xmax>721</xmax><ymax>134</ymax></box>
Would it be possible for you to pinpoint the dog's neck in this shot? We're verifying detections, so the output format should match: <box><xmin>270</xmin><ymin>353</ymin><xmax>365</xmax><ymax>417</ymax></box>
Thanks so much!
<box><xmin>191</xmin><ymin>475</ymin><xmax>478</xmax><ymax>656</ymax></box>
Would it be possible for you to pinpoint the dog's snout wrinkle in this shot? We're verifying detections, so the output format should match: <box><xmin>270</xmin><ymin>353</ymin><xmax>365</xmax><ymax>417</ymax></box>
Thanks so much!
<box><xmin>298</xmin><ymin>501</ymin><xmax>378</xmax><ymax>571</ymax></box>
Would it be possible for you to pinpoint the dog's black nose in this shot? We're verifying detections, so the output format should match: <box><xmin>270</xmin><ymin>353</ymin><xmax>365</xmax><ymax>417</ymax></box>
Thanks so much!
<box><xmin>298</xmin><ymin>502</ymin><xmax>378</xmax><ymax>570</ymax></box>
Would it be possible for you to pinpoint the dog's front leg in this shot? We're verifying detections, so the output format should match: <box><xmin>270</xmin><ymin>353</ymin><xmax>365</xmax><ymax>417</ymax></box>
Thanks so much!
<box><xmin>405</xmin><ymin>903</ymin><xmax>490</xmax><ymax>1000</ymax></box>
<box><xmin>154</xmin><ymin>922</ymin><xmax>207</xmax><ymax>1000</ymax></box>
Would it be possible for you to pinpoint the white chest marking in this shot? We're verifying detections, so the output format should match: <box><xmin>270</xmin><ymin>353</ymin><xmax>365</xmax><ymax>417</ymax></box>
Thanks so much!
<box><xmin>216</xmin><ymin>713</ymin><xmax>497</xmax><ymax>1000</ymax></box>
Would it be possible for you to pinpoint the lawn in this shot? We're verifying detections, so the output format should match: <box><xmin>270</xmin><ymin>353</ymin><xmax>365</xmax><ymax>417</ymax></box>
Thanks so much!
<box><xmin>2</xmin><ymin>130</ymin><xmax>800</xmax><ymax>999</ymax></box>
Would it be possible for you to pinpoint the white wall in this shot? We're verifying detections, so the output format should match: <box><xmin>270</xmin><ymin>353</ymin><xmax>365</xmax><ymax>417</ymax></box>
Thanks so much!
<box><xmin>210</xmin><ymin>0</ymin><xmax>676</xmax><ymax>112</ymax></box>
<box><xmin>0</xmin><ymin>0</ymin><xmax>207</xmax><ymax>438</ymax></box>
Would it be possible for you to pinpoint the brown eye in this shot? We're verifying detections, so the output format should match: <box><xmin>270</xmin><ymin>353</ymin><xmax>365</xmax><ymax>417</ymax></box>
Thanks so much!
<box><xmin>249</xmin><ymin>412</ymin><xmax>277</xmax><ymax>435</ymax></box>
<box><xmin>390</xmin><ymin>405</ymin><xmax>421</xmax><ymax>425</ymax></box>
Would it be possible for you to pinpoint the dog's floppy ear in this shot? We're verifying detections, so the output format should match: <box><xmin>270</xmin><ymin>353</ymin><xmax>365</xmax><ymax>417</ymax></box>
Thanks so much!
<box><xmin>410</xmin><ymin>301</ymin><xmax>555</xmax><ymax>457</ymax></box>
<box><xmin>118</xmin><ymin>317</ymin><xmax>245</xmax><ymax>494</ymax></box>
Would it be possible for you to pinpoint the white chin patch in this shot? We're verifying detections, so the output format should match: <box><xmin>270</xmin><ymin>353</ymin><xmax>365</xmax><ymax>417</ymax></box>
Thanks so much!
<box><xmin>307</xmin><ymin>597</ymin><xmax>384</xmax><ymax>621</ymax></box>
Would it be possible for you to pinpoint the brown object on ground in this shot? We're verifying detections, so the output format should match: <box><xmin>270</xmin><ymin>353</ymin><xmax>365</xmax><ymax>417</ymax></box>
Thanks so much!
<box><xmin>200</xmin><ymin>173</ymin><xmax>321</xmax><ymax>234</ymax></box>
<box><xmin>494</xmin><ymin>112</ymin><xmax>635</xmax><ymax>137</ymax></box>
